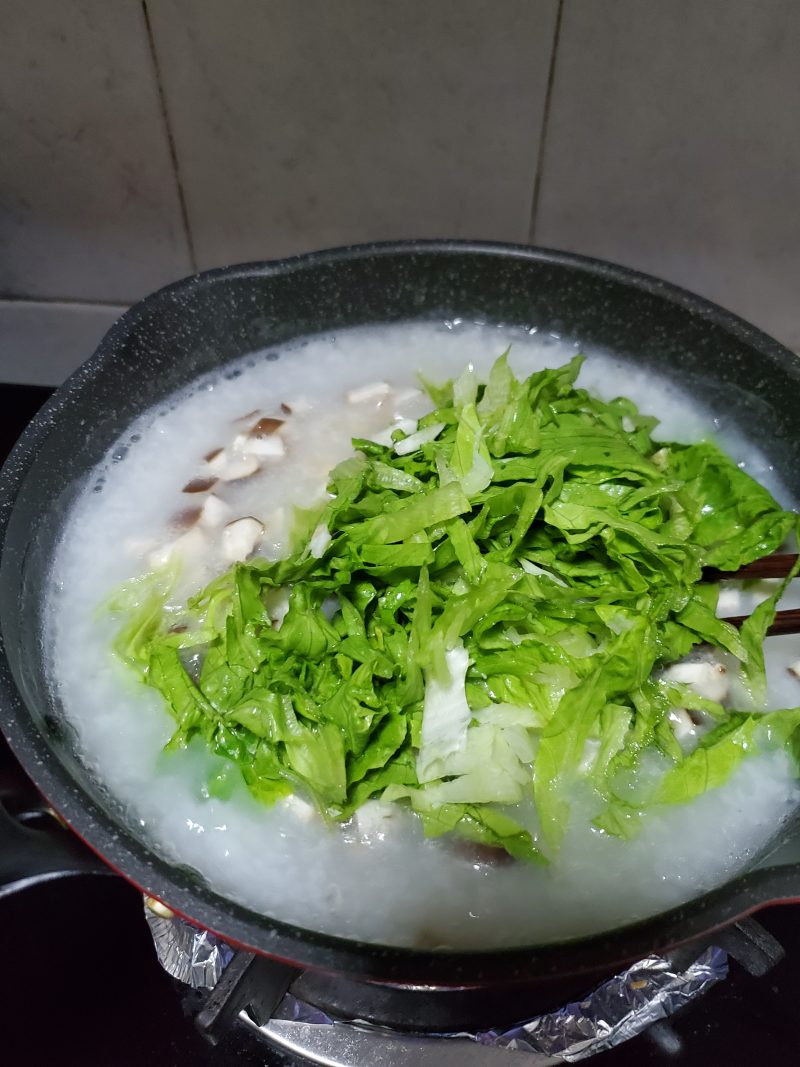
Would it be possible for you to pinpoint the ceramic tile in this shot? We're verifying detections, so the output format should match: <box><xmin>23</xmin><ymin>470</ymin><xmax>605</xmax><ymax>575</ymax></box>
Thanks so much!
<box><xmin>535</xmin><ymin>0</ymin><xmax>800</xmax><ymax>350</ymax></box>
<box><xmin>0</xmin><ymin>0</ymin><xmax>191</xmax><ymax>303</ymax></box>
<box><xmin>148</xmin><ymin>0</ymin><xmax>558</xmax><ymax>267</ymax></box>
<box><xmin>0</xmin><ymin>300</ymin><xmax>125</xmax><ymax>385</ymax></box>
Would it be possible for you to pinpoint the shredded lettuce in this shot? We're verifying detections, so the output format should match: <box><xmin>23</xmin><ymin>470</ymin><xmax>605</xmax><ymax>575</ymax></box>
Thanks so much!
<box><xmin>109</xmin><ymin>353</ymin><xmax>800</xmax><ymax>861</ymax></box>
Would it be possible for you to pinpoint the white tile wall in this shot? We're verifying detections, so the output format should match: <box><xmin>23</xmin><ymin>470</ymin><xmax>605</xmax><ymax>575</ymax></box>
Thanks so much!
<box><xmin>0</xmin><ymin>0</ymin><xmax>191</xmax><ymax>304</ymax></box>
<box><xmin>534</xmin><ymin>0</ymin><xmax>800</xmax><ymax>350</ymax></box>
<box><xmin>0</xmin><ymin>300</ymin><xmax>125</xmax><ymax>385</ymax></box>
<box><xmin>2</xmin><ymin>0</ymin><xmax>800</xmax><ymax>384</ymax></box>
<box><xmin>147</xmin><ymin>0</ymin><xmax>558</xmax><ymax>268</ymax></box>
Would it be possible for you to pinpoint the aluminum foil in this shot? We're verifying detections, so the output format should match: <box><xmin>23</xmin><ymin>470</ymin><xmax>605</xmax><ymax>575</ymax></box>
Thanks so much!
<box><xmin>144</xmin><ymin>901</ymin><xmax>234</xmax><ymax>989</ymax></box>
<box><xmin>144</xmin><ymin>898</ymin><xmax>727</xmax><ymax>1060</ymax></box>
<box><xmin>471</xmin><ymin>947</ymin><xmax>727</xmax><ymax>1059</ymax></box>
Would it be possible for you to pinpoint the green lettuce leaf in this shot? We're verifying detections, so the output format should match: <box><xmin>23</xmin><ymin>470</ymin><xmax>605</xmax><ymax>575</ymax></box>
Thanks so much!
<box><xmin>106</xmin><ymin>352</ymin><xmax>800</xmax><ymax>862</ymax></box>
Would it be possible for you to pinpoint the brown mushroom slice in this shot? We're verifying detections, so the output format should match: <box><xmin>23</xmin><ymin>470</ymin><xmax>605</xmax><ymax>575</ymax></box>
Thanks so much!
<box><xmin>250</xmin><ymin>416</ymin><xmax>284</xmax><ymax>436</ymax></box>
<box><xmin>172</xmin><ymin>505</ymin><xmax>203</xmax><ymax>530</ymax></box>
<box><xmin>182</xmin><ymin>476</ymin><xmax>218</xmax><ymax>494</ymax></box>
<box><xmin>789</xmin><ymin>660</ymin><xmax>800</xmax><ymax>680</ymax></box>
<box><xmin>222</xmin><ymin>516</ymin><xmax>264</xmax><ymax>562</ymax></box>
<box><xmin>205</xmin><ymin>448</ymin><xmax>230</xmax><ymax>475</ymax></box>
<box><xmin>281</xmin><ymin>397</ymin><xmax>312</xmax><ymax>415</ymax></box>
<box><xmin>444</xmin><ymin>837</ymin><xmax>516</xmax><ymax>866</ymax></box>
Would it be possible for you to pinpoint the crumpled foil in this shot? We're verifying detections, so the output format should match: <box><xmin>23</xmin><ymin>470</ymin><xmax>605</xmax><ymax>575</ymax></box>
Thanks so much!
<box><xmin>471</xmin><ymin>947</ymin><xmax>727</xmax><ymax>1059</ymax></box>
<box><xmin>144</xmin><ymin>899</ymin><xmax>727</xmax><ymax>1059</ymax></box>
<box><xmin>144</xmin><ymin>903</ymin><xmax>235</xmax><ymax>989</ymax></box>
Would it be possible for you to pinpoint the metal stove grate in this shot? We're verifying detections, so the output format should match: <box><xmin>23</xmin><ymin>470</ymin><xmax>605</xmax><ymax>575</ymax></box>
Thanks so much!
<box><xmin>145</xmin><ymin>901</ymin><xmax>785</xmax><ymax>1064</ymax></box>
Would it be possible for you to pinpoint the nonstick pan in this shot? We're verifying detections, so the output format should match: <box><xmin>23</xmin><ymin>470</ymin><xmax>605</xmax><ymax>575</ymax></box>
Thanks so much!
<box><xmin>2</xmin><ymin>240</ymin><xmax>800</xmax><ymax>991</ymax></box>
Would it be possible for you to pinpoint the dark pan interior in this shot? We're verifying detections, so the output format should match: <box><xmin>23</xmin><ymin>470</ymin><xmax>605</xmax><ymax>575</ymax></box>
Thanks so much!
<box><xmin>2</xmin><ymin>240</ymin><xmax>800</xmax><ymax>987</ymax></box>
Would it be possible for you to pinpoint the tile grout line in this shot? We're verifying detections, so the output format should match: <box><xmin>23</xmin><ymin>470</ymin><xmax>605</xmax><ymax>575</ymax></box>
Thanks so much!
<box><xmin>528</xmin><ymin>0</ymin><xmax>564</xmax><ymax>243</ymax></box>
<box><xmin>0</xmin><ymin>295</ymin><xmax>129</xmax><ymax>309</ymax></box>
<box><xmin>141</xmin><ymin>0</ymin><xmax>198</xmax><ymax>273</ymax></box>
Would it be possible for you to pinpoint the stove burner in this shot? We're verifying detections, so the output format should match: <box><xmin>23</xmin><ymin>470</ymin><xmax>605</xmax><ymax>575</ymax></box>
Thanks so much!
<box><xmin>145</xmin><ymin>902</ymin><xmax>785</xmax><ymax>1063</ymax></box>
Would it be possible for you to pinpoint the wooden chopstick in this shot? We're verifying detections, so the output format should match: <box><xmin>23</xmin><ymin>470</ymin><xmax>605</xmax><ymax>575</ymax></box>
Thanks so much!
<box><xmin>703</xmin><ymin>552</ymin><xmax>798</xmax><ymax>583</ymax></box>
<box><xmin>698</xmin><ymin>551</ymin><xmax>800</xmax><ymax>636</ymax></box>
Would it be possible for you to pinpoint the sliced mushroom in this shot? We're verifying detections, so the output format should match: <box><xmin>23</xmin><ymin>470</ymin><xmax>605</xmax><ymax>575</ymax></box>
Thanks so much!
<box><xmin>281</xmin><ymin>396</ymin><xmax>312</xmax><ymax>415</ymax></box>
<box><xmin>198</xmin><ymin>493</ymin><xmax>231</xmax><ymax>528</ymax></box>
<box><xmin>147</xmin><ymin>526</ymin><xmax>208</xmax><ymax>570</ymax></box>
<box><xmin>172</xmin><ymin>505</ymin><xmax>203</xmax><ymax>530</ymax></box>
<box><xmin>346</xmin><ymin>381</ymin><xmax>391</xmax><ymax>405</ymax></box>
<box><xmin>661</xmin><ymin>659</ymin><xmax>729</xmax><ymax>704</ymax></box>
<box><xmin>233</xmin><ymin>431</ymin><xmax>286</xmax><ymax>458</ymax></box>
<box><xmin>222</xmin><ymin>516</ymin><xmax>264</xmax><ymax>562</ymax></box>
<box><xmin>789</xmin><ymin>660</ymin><xmax>800</xmax><ymax>680</ymax></box>
<box><xmin>226</xmin><ymin>456</ymin><xmax>263</xmax><ymax>480</ymax></box>
<box><xmin>209</xmin><ymin>452</ymin><xmax>261</xmax><ymax>481</ymax></box>
<box><xmin>250</xmin><ymin>416</ymin><xmax>284</xmax><ymax>437</ymax></box>
<box><xmin>205</xmin><ymin>449</ymin><xmax>230</xmax><ymax>475</ymax></box>
<box><xmin>445</xmin><ymin>838</ymin><xmax>515</xmax><ymax>866</ymax></box>
<box><xmin>182</xmin><ymin>476</ymin><xmax>218</xmax><ymax>494</ymax></box>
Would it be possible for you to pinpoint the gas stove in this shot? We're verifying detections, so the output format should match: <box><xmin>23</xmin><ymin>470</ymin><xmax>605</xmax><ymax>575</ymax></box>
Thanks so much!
<box><xmin>2</xmin><ymin>384</ymin><xmax>799</xmax><ymax>1066</ymax></box>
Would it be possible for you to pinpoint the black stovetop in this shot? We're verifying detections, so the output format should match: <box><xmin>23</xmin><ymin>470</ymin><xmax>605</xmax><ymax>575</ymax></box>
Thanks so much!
<box><xmin>2</xmin><ymin>384</ymin><xmax>799</xmax><ymax>1067</ymax></box>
